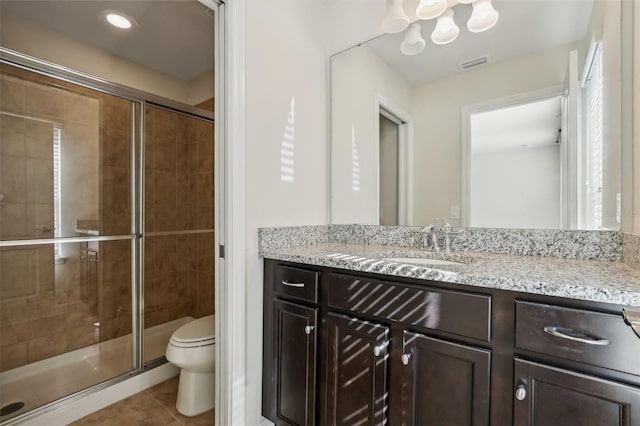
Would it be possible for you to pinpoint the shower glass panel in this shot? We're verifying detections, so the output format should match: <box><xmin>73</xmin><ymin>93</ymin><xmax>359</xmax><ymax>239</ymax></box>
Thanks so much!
<box><xmin>0</xmin><ymin>63</ymin><xmax>138</xmax><ymax>421</ymax></box>
<box><xmin>143</xmin><ymin>106</ymin><xmax>214</xmax><ymax>362</ymax></box>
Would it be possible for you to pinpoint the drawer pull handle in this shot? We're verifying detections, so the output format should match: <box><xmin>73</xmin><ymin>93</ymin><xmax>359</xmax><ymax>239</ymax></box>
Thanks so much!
<box><xmin>515</xmin><ymin>385</ymin><xmax>527</xmax><ymax>401</ymax></box>
<box><xmin>304</xmin><ymin>325</ymin><xmax>314</xmax><ymax>335</ymax></box>
<box><xmin>543</xmin><ymin>326</ymin><xmax>611</xmax><ymax>346</ymax></box>
<box><xmin>401</xmin><ymin>354</ymin><xmax>411</xmax><ymax>366</ymax></box>
<box><xmin>281</xmin><ymin>280</ymin><xmax>305</xmax><ymax>288</ymax></box>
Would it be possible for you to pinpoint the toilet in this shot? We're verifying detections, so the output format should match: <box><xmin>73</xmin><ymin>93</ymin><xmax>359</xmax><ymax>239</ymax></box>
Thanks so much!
<box><xmin>165</xmin><ymin>315</ymin><xmax>215</xmax><ymax>416</ymax></box>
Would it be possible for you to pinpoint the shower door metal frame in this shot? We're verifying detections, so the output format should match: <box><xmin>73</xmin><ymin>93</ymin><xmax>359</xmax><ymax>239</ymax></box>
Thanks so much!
<box><xmin>0</xmin><ymin>44</ymin><xmax>215</xmax><ymax>424</ymax></box>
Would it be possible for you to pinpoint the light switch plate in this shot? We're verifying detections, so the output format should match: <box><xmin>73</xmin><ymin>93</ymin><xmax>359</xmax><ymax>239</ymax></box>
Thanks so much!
<box><xmin>450</xmin><ymin>205</ymin><xmax>460</xmax><ymax>219</ymax></box>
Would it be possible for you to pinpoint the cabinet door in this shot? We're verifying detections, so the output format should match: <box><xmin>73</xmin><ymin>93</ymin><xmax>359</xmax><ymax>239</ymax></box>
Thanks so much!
<box><xmin>514</xmin><ymin>359</ymin><xmax>640</xmax><ymax>426</ymax></box>
<box><xmin>274</xmin><ymin>299</ymin><xmax>318</xmax><ymax>426</ymax></box>
<box><xmin>327</xmin><ymin>313</ymin><xmax>389</xmax><ymax>426</ymax></box>
<box><xmin>400</xmin><ymin>331</ymin><xmax>490</xmax><ymax>426</ymax></box>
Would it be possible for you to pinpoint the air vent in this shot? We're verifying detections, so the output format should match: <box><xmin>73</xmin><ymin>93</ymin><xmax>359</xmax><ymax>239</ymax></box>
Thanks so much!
<box><xmin>460</xmin><ymin>56</ymin><xmax>489</xmax><ymax>70</ymax></box>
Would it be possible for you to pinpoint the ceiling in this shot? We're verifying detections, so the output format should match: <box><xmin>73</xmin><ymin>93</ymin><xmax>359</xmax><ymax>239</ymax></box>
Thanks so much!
<box><xmin>1</xmin><ymin>0</ymin><xmax>214</xmax><ymax>81</ymax></box>
<box><xmin>471</xmin><ymin>96</ymin><xmax>562</xmax><ymax>154</ymax></box>
<box><xmin>365</xmin><ymin>0</ymin><xmax>594</xmax><ymax>86</ymax></box>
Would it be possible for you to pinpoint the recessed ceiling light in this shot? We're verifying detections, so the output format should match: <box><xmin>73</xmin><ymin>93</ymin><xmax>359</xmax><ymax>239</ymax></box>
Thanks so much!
<box><xmin>101</xmin><ymin>10</ymin><xmax>136</xmax><ymax>29</ymax></box>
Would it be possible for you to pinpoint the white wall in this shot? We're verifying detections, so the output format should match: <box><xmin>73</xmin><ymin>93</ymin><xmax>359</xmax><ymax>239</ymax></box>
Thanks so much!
<box><xmin>331</xmin><ymin>45</ymin><xmax>412</xmax><ymax>224</ymax></box>
<box><xmin>411</xmin><ymin>42</ymin><xmax>577</xmax><ymax>226</ymax></box>
<box><xmin>244</xmin><ymin>0</ymin><xmax>330</xmax><ymax>423</ymax></box>
<box><xmin>471</xmin><ymin>146</ymin><xmax>561</xmax><ymax>229</ymax></box>
<box><xmin>633</xmin><ymin>1</ymin><xmax>640</xmax><ymax>233</ymax></box>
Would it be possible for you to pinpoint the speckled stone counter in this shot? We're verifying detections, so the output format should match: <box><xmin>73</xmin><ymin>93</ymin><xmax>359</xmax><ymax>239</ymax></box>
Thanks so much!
<box><xmin>261</xmin><ymin>242</ymin><xmax>640</xmax><ymax>307</ymax></box>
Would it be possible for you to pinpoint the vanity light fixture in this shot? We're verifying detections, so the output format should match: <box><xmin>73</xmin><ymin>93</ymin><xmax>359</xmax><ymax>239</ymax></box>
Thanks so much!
<box><xmin>101</xmin><ymin>10</ymin><xmax>137</xmax><ymax>29</ymax></box>
<box><xmin>431</xmin><ymin>9</ymin><xmax>460</xmax><ymax>45</ymax></box>
<box><xmin>382</xmin><ymin>0</ymin><xmax>410</xmax><ymax>34</ymax></box>
<box><xmin>401</xmin><ymin>22</ymin><xmax>426</xmax><ymax>55</ymax></box>
<box><xmin>467</xmin><ymin>0</ymin><xmax>499</xmax><ymax>32</ymax></box>
<box><xmin>416</xmin><ymin>0</ymin><xmax>448</xmax><ymax>20</ymax></box>
<box><xmin>385</xmin><ymin>0</ymin><xmax>500</xmax><ymax>55</ymax></box>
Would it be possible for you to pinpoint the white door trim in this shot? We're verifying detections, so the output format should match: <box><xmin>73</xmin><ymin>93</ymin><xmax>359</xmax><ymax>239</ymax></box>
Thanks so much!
<box><xmin>216</xmin><ymin>0</ymin><xmax>247</xmax><ymax>425</ymax></box>
<box><xmin>461</xmin><ymin>85</ymin><xmax>563</xmax><ymax>227</ymax></box>
<box><xmin>374</xmin><ymin>92</ymin><xmax>414</xmax><ymax>226</ymax></box>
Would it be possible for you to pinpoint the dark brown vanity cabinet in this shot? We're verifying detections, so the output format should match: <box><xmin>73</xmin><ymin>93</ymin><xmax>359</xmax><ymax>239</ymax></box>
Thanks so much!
<box><xmin>513</xmin><ymin>301</ymin><xmax>640</xmax><ymax>426</ymax></box>
<box><xmin>326</xmin><ymin>313</ymin><xmax>389</xmax><ymax>426</ymax></box>
<box><xmin>513</xmin><ymin>359</ymin><xmax>640</xmax><ymax>426</ymax></box>
<box><xmin>273</xmin><ymin>300</ymin><xmax>318</xmax><ymax>426</ymax></box>
<box><xmin>264</xmin><ymin>264</ymin><xmax>320</xmax><ymax>426</ymax></box>
<box><xmin>400</xmin><ymin>331</ymin><xmax>491</xmax><ymax>426</ymax></box>
<box><xmin>263</xmin><ymin>259</ymin><xmax>640</xmax><ymax>426</ymax></box>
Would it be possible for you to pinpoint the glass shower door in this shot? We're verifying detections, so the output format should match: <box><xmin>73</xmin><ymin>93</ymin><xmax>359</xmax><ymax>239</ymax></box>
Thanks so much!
<box><xmin>0</xmin><ymin>63</ymin><xmax>140</xmax><ymax>421</ymax></box>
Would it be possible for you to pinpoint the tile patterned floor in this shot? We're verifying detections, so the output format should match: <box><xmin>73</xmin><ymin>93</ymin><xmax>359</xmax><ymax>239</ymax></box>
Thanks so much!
<box><xmin>70</xmin><ymin>377</ymin><xmax>214</xmax><ymax>425</ymax></box>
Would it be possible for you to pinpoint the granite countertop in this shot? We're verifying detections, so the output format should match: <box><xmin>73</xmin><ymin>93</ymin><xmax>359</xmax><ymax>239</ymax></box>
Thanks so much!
<box><xmin>262</xmin><ymin>242</ymin><xmax>640</xmax><ymax>307</ymax></box>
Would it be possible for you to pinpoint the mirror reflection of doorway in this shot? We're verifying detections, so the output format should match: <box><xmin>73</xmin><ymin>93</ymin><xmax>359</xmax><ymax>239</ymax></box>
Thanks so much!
<box><xmin>379</xmin><ymin>109</ymin><xmax>402</xmax><ymax>226</ymax></box>
<box><xmin>469</xmin><ymin>96</ymin><xmax>563</xmax><ymax>229</ymax></box>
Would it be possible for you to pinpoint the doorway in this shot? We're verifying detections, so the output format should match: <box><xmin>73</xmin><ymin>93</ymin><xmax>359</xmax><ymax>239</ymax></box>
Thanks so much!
<box><xmin>468</xmin><ymin>96</ymin><xmax>563</xmax><ymax>229</ymax></box>
<box><xmin>379</xmin><ymin>110</ymin><xmax>401</xmax><ymax>225</ymax></box>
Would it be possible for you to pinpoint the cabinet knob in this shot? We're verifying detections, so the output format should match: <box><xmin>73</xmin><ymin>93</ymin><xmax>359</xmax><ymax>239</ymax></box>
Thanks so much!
<box><xmin>372</xmin><ymin>343</ymin><xmax>386</xmax><ymax>357</ymax></box>
<box><xmin>515</xmin><ymin>385</ymin><xmax>527</xmax><ymax>401</ymax></box>
<box><xmin>401</xmin><ymin>353</ymin><xmax>411</xmax><ymax>365</ymax></box>
<box><xmin>304</xmin><ymin>325</ymin><xmax>314</xmax><ymax>335</ymax></box>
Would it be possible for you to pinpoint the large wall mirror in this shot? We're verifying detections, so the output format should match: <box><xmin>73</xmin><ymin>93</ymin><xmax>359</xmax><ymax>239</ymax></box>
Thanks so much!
<box><xmin>331</xmin><ymin>0</ymin><xmax>622</xmax><ymax>230</ymax></box>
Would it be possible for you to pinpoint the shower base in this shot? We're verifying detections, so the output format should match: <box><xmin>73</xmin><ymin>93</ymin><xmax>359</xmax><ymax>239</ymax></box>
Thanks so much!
<box><xmin>0</xmin><ymin>317</ymin><xmax>192</xmax><ymax>423</ymax></box>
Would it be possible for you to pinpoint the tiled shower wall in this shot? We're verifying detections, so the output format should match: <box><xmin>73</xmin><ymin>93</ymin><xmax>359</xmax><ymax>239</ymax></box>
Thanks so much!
<box><xmin>0</xmin><ymin>63</ymin><xmax>214</xmax><ymax>372</ymax></box>
<box><xmin>143</xmin><ymin>105</ymin><xmax>215</xmax><ymax>329</ymax></box>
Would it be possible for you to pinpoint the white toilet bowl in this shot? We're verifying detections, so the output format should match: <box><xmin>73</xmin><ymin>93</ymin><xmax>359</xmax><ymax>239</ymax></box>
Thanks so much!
<box><xmin>165</xmin><ymin>314</ymin><xmax>215</xmax><ymax>416</ymax></box>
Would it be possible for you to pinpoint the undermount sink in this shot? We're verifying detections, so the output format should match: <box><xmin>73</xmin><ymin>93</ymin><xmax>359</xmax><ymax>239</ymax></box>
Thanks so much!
<box><xmin>383</xmin><ymin>257</ymin><xmax>466</xmax><ymax>266</ymax></box>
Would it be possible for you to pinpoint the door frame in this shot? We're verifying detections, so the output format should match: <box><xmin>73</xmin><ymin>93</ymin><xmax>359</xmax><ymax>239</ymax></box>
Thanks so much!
<box><xmin>374</xmin><ymin>93</ymin><xmax>414</xmax><ymax>226</ymax></box>
<box><xmin>461</xmin><ymin>85</ymin><xmax>564</xmax><ymax>227</ymax></box>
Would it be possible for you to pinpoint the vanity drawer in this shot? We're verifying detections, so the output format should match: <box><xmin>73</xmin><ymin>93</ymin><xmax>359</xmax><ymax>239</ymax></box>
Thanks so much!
<box><xmin>515</xmin><ymin>301</ymin><xmax>640</xmax><ymax>376</ymax></box>
<box><xmin>273</xmin><ymin>264</ymin><xmax>319</xmax><ymax>303</ymax></box>
<box><xmin>327</xmin><ymin>273</ymin><xmax>491</xmax><ymax>341</ymax></box>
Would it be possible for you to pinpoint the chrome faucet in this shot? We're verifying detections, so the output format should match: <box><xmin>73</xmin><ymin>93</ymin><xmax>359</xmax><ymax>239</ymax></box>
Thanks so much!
<box><xmin>421</xmin><ymin>224</ymin><xmax>441</xmax><ymax>253</ymax></box>
<box><xmin>421</xmin><ymin>218</ymin><xmax>458</xmax><ymax>254</ymax></box>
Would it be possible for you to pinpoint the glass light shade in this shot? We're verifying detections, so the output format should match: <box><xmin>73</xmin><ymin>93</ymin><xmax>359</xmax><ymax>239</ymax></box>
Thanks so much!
<box><xmin>431</xmin><ymin>9</ymin><xmax>459</xmax><ymax>45</ymax></box>
<box><xmin>382</xmin><ymin>0</ymin><xmax>410</xmax><ymax>34</ymax></box>
<box><xmin>416</xmin><ymin>0</ymin><xmax>447</xmax><ymax>20</ymax></box>
<box><xmin>467</xmin><ymin>0</ymin><xmax>499</xmax><ymax>33</ymax></box>
<box><xmin>400</xmin><ymin>22</ymin><xmax>426</xmax><ymax>55</ymax></box>
<box><xmin>457</xmin><ymin>0</ymin><xmax>475</xmax><ymax>4</ymax></box>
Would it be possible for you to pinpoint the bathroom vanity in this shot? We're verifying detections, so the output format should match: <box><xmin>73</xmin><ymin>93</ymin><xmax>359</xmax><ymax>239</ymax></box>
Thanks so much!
<box><xmin>261</xmin><ymin>239</ymin><xmax>640</xmax><ymax>426</ymax></box>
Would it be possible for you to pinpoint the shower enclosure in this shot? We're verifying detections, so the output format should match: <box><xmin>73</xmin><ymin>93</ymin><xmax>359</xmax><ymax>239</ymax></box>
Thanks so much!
<box><xmin>0</xmin><ymin>1</ymin><xmax>217</xmax><ymax>422</ymax></box>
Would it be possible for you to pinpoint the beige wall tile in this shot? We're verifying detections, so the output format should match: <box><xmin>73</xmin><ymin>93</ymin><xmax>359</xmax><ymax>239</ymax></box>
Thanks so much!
<box><xmin>100</xmin><ymin>94</ymin><xmax>131</xmax><ymax>132</ymax></box>
<box><xmin>0</xmin><ymin>75</ymin><xmax>26</xmax><ymax>113</ymax></box>
<box><xmin>0</xmin><ymin>248</ymin><xmax>38</xmax><ymax>298</ymax></box>
<box><xmin>0</xmin><ymin>322</ymin><xmax>30</xmax><ymax>347</ymax></box>
<box><xmin>0</xmin><ymin>341</ymin><xmax>28</xmax><ymax>371</ymax></box>
<box><xmin>0</xmin><ymin>298</ymin><xmax>29</xmax><ymax>325</ymax></box>
<box><xmin>1</xmin><ymin>155</ymin><xmax>27</xmax><ymax>203</ymax></box>
<box><xmin>25</xmin><ymin>83</ymin><xmax>65</xmax><ymax>121</ymax></box>
<box><xmin>101</xmin><ymin>127</ymin><xmax>130</xmax><ymax>168</ymax></box>
<box><xmin>153</xmin><ymin>108</ymin><xmax>177</xmax><ymax>140</ymax></box>
<box><xmin>0</xmin><ymin>115</ymin><xmax>26</xmax><ymax>157</ymax></box>
<box><xmin>29</xmin><ymin>313</ymin><xmax>67</xmax><ymax>339</ymax></box>
<box><xmin>153</xmin><ymin>137</ymin><xmax>177</xmax><ymax>172</ymax></box>
<box><xmin>0</xmin><ymin>203</ymin><xmax>27</xmax><ymax>239</ymax></box>
<box><xmin>24</xmin><ymin>120</ymin><xmax>54</xmax><ymax>160</ymax></box>
<box><xmin>28</xmin><ymin>331</ymin><xmax>68</xmax><ymax>362</ymax></box>
<box><xmin>64</xmin><ymin>92</ymin><xmax>99</xmax><ymax>125</ymax></box>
